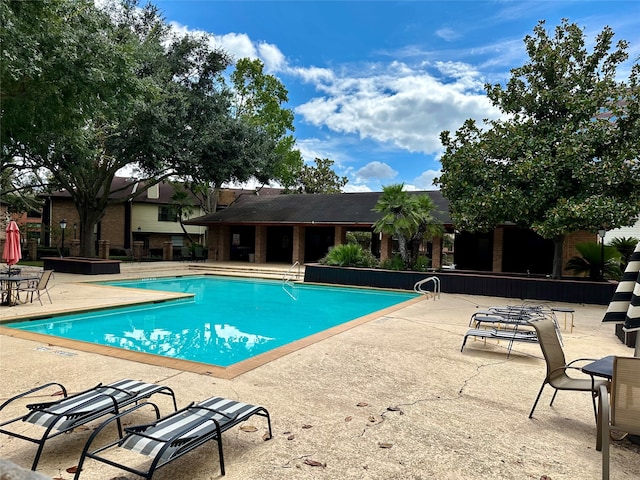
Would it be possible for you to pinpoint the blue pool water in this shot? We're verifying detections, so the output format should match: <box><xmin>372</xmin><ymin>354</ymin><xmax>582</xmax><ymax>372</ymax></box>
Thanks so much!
<box><xmin>6</xmin><ymin>276</ymin><xmax>417</xmax><ymax>367</ymax></box>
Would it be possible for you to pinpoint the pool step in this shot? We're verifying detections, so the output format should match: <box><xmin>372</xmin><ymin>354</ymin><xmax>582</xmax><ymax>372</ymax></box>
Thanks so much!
<box><xmin>187</xmin><ymin>262</ymin><xmax>305</xmax><ymax>281</ymax></box>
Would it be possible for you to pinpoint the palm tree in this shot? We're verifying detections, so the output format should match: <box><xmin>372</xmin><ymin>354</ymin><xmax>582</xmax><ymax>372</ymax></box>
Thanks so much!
<box><xmin>565</xmin><ymin>242</ymin><xmax>622</xmax><ymax>280</ymax></box>
<box><xmin>408</xmin><ymin>194</ymin><xmax>444</xmax><ymax>265</ymax></box>
<box><xmin>608</xmin><ymin>236</ymin><xmax>639</xmax><ymax>270</ymax></box>
<box><xmin>169</xmin><ymin>186</ymin><xmax>196</xmax><ymax>244</ymax></box>
<box><xmin>373</xmin><ymin>184</ymin><xmax>444</xmax><ymax>269</ymax></box>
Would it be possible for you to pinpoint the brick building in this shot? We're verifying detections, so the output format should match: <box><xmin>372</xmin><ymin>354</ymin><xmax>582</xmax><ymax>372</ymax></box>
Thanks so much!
<box><xmin>42</xmin><ymin>178</ymin><xmax>208</xmax><ymax>257</ymax></box>
<box><xmin>38</xmin><ymin>180</ymin><xmax>606</xmax><ymax>276</ymax></box>
<box><xmin>186</xmin><ymin>190</ymin><xmax>596</xmax><ymax>277</ymax></box>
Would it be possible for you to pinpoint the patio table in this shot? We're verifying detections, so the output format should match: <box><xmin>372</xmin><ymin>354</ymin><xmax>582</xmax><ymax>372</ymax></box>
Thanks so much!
<box><xmin>581</xmin><ymin>355</ymin><xmax>615</xmax><ymax>380</ymax></box>
<box><xmin>0</xmin><ymin>274</ymin><xmax>40</xmax><ymax>306</ymax></box>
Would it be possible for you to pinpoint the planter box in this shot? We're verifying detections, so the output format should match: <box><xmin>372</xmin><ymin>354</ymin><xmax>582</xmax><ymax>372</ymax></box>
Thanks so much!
<box><xmin>615</xmin><ymin>324</ymin><xmax>638</xmax><ymax>348</ymax></box>
<box><xmin>42</xmin><ymin>257</ymin><xmax>121</xmax><ymax>275</ymax></box>
<box><xmin>304</xmin><ymin>264</ymin><xmax>617</xmax><ymax>305</ymax></box>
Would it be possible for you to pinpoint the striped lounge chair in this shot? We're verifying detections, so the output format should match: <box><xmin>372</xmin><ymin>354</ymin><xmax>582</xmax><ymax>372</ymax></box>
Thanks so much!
<box><xmin>73</xmin><ymin>396</ymin><xmax>272</xmax><ymax>478</ymax></box>
<box><xmin>0</xmin><ymin>379</ymin><xmax>177</xmax><ymax>470</ymax></box>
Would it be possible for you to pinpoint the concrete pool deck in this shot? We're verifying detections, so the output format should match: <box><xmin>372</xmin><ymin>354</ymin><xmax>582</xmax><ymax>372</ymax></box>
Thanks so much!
<box><xmin>1</xmin><ymin>262</ymin><xmax>639</xmax><ymax>479</ymax></box>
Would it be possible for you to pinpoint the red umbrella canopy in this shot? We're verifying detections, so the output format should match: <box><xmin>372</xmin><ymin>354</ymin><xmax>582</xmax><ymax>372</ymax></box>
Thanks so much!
<box><xmin>2</xmin><ymin>221</ymin><xmax>22</xmax><ymax>266</ymax></box>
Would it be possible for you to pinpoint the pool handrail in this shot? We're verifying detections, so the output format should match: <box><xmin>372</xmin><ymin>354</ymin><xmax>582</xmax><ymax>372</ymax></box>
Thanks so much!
<box><xmin>414</xmin><ymin>276</ymin><xmax>440</xmax><ymax>300</ymax></box>
<box><xmin>283</xmin><ymin>261</ymin><xmax>301</xmax><ymax>285</ymax></box>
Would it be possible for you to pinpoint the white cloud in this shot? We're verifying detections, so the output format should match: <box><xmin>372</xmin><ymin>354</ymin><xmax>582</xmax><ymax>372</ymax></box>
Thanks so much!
<box><xmin>354</xmin><ymin>161</ymin><xmax>398</xmax><ymax>181</ymax></box>
<box><xmin>413</xmin><ymin>169</ymin><xmax>441</xmax><ymax>191</ymax></box>
<box><xmin>257</xmin><ymin>42</ymin><xmax>287</xmax><ymax>71</ymax></box>
<box><xmin>209</xmin><ymin>32</ymin><xmax>259</xmax><ymax>60</ymax></box>
<box><xmin>296</xmin><ymin>138</ymin><xmax>348</xmax><ymax>165</ymax></box>
<box><xmin>435</xmin><ymin>27</ymin><xmax>460</xmax><ymax>42</ymax></box>
<box><xmin>166</xmin><ymin>23</ymin><xmax>289</xmax><ymax>70</ymax></box>
<box><xmin>343</xmin><ymin>183</ymin><xmax>373</xmax><ymax>193</ymax></box>
<box><xmin>288</xmin><ymin>66</ymin><xmax>335</xmax><ymax>83</ymax></box>
<box><xmin>164</xmin><ymin>18</ymin><xmax>503</xmax><ymax>162</ymax></box>
<box><xmin>294</xmin><ymin>62</ymin><xmax>502</xmax><ymax>155</ymax></box>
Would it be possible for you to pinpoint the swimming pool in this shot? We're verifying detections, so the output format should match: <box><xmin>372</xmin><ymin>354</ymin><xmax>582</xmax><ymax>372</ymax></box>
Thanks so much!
<box><xmin>6</xmin><ymin>276</ymin><xmax>417</xmax><ymax>368</ymax></box>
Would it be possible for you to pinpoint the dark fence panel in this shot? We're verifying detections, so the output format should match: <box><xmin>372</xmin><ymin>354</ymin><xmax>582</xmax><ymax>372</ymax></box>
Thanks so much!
<box><xmin>304</xmin><ymin>265</ymin><xmax>617</xmax><ymax>305</ymax></box>
<box><xmin>42</xmin><ymin>257</ymin><xmax>121</xmax><ymax>275</ymax></box>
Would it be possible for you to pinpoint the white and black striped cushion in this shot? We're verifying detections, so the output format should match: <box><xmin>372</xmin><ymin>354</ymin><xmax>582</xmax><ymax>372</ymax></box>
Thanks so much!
<box><xmin>121</xmin><ymin>397</ymin><xmax>259</xmax><ymax>461</ymax></box>
<box><xmin>25</xmin><ymin>379</ymin><xmax>163</xmax><ymax>431</ymax></box>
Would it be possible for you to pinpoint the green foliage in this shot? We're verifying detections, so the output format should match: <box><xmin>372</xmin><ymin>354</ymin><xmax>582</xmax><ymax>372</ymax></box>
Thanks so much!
<box><xmin>373</xmin><ymin>184</ymin><xmax>443</xmax><ymax>269</ymax></box>
<box><xmin>379</xmin><ymin>254</ymin><xmax>406</xmax><ymax>271</ymax></box>
<box><xmin>437</xmin><ymin>20</ymin><xmax>640</xmax><ymax>278</ymax></box>
<box><xmin>292</xmin><ymin>158</ymin><xmax>348</xmax><ymax>194</ymax></box>
<box><xmin>346</xmin><ymin>231</ymin><xmax>372</xmax><ymax>250</ymax></box>
<box><xmin>229</xmin><ymin>58</ymin><xmax>303</xmax><ymax>191</ymax></box>
<box><xmin>2</xmin><ymin>0</ymin><xmax>303</xmax><ymax>256</ymax></box>
<box><xmin>320</xmin><ymin>243</ymin><xmax>377</xmax><ymax>268</ymax></box>
<box><xmin>565</xmin><ymin>242</ymin><xmax>622</xmax><ymax>280</ymax></box>
<box><xmin>169</xmin><ymin>184</ymin><xmax>198</xmax><ymax>244</ymax></box>
<box><xmin>412</xmin><ymin>255</ymin><xmax>431</xmax><ymax>272</ymax></box>
<box><xmin>608</xmin><ymin>236</ymin><xmax>639</xmax><ymax>268</ymax></box>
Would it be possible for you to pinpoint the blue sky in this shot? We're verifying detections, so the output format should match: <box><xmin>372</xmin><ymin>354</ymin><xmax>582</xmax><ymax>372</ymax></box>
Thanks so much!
<box><xmin>151</xmin><ymin>0</ymin><xmax>640</xmax><ymax>192</ymax></box>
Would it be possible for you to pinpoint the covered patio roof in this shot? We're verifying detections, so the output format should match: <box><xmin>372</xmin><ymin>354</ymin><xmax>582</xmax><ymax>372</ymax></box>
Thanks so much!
<box><xmin>186</xmin><ymin>191</ymin><xmax>452</xmax><ymax>226</ymax></box>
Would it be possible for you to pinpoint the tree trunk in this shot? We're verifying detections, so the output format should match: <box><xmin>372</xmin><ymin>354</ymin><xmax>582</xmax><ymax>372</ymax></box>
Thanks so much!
<box><xmin>551</xmin><ymin>235</ymin><xmax>565</xmax><ymax>279</ymax></box>
<box><xmin>398</xmin><ymin>237</ymin><xmax>410</xmax><ymax>269</ymax></box>
<box><xmin>179</xmin><ymin>219</ymin><xmax>195</xmax><ymax>244</ymax></box>
<box><xmin>79</xmin><ymin>218</ymin><xmax>96</xmax><ymax>257</ymax></box>
<box><xmin>76</xmin><ymin>204</ymin><xmax>104</xmax><ymax>257</ymax></box>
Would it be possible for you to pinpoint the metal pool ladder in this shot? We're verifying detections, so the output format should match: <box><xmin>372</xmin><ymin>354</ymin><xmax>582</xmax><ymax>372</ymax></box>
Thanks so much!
<box><xmin>283</xmin><ymin>261</ymin><xmax>301</xmax><ymax>284</ymax></box>
<box><xmin>282</xmin><ymin>262</ymin><xmax>301</xmax><ymax>300</ymax></box>
<box><xmin>414</xmin><ymin>276</ymin><xmax>440</xmax><ymax>300</ymax></box>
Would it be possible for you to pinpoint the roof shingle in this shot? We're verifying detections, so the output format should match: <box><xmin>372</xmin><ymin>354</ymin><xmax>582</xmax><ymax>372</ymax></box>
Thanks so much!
<box><xmin>187</xmin><ymin>191</ymin><xmax>451</xmax><ymax>226</ymax></box>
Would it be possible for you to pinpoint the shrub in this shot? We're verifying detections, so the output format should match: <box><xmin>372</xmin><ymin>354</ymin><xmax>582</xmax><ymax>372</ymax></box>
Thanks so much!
<box><xmin>320</xmin><ymin>243</ymin><xmax>377</xmax><ymax>268</ymax></box>
<box><xmin>565</xmin><ymin>241</ymin><xmax>622</xmax><ymax>280</ymax></box>
<box><xmin>412</xmin><ymin>255</ymin><xmax>431</xmax><ymax>272</ymax></box>
<box><xmin>609</xmin><ymin>236</ymin><xmax>638</xmax><ymax>269</ymax></box>
<box><xmin>359</xmin><ymin>250</ymin><xmax>379</xmax><ymax>268</ymax></box>
<box><xmin>379</xmin><ymin>254</ymin><xmax>405</xmax><ymax>271</ymax></box>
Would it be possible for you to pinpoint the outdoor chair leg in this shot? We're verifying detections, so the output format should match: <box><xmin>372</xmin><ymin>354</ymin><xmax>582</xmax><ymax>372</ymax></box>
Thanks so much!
<box><xmin>591</xmin><ymin>392</ymin><xmax>599</xmax><ymax>423</ymax></box>
<box><xmin>529</xmin><ymin>382</ymin><xmax>547</xmax><ymax>418</ymax></box>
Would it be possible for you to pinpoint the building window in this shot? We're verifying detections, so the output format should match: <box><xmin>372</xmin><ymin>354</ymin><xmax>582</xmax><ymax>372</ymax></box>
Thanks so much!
<box><xmin>171</xmin><ymin>235</ymin><xmax>184</xmax><ymax>247</ymax></box>
<box><xmin>158</xmin><ymin>206</ymin><xmax>177</xmax><ymax>222</ymax></box>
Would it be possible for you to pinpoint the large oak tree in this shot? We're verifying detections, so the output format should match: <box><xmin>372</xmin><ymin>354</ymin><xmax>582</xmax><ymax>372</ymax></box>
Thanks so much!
<box><xmin>1</xmin><ymin>0</ymin><xmax>301</xmax><ymax>255</ymax></box>
<box><xmin>437</xmin><ymin>20</ymin><xmax>640</xmax><ymax>278</ymax></box>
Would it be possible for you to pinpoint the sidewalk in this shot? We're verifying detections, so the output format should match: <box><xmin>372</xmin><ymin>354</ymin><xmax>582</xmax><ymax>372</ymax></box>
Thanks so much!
<box><xmin>1</xmin><ymin>263</ymin><xmax>638</xmax><ymax>479</ymax></box>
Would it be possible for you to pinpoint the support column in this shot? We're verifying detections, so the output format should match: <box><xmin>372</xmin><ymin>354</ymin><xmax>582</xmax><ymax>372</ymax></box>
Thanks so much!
<box><xmin>255</xmin><ymin>226</ymin><xmax>267</xmax><ymax>263</ymax></box>
<box><xmin>163</xmin><ymin>241</ymin><xmax>173</xmax><ymax>261</ymax></box>
<box><xmin>493</xmin><ymin>227</ymin><xmax>504</xmax><ymax>273</ymax></box>
<box><xmin>69</xmin><ymin>239</ymin><xmax>80</xmax><ymax>257</ymax></box>
<box><xmin>292</xmin><ymin>226</ymin><xmax>305</xmax><ymax>264</ymax></box>
<box><xmin>334</xmin><ymin>226</ymin><xmax>346</xmax><ymax>247</ymax></box>
<box><xmin>431</xmin><ymin>236</ymin><xmax>442</xmax><ymax>270</ymax></box>
<box><xmin>133</xmin><ymin>241</ymin><xmax>144</xmax><ymax>262</ymax></box>
<box><xmin>27</xmin><ymin>239</ymin><xmax>38</xmax><ymax>261</ymax></box>
<box><xmin>213</xmin><ymin>225</ymin><xmax>231</xmax><ymax>261</ymax></box>
<box><xmin>98</xmin><ymin>240</ymin><xmax>110</xmax><ymax>259</ymax></box>
<box><xmin>380</xmin><ymin>234</ymin><xmax>393</xmax><ymax>262</ymax></box>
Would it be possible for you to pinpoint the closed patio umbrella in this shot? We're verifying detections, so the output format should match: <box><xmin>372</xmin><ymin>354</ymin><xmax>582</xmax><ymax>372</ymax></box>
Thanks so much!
<box><xmin>625</xmin><ymin>271</ymin><xmax>640</xmax><ymax>356</ymax></box>
<box><xmin>2</xmin><ymin>221</ymin><xmax>22</xmax><ymax>274</ymax></box>
<box><xmin>602</xmin><ymin>243</ymin><xmax>640</xmax><ymax>356</ymax></box>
